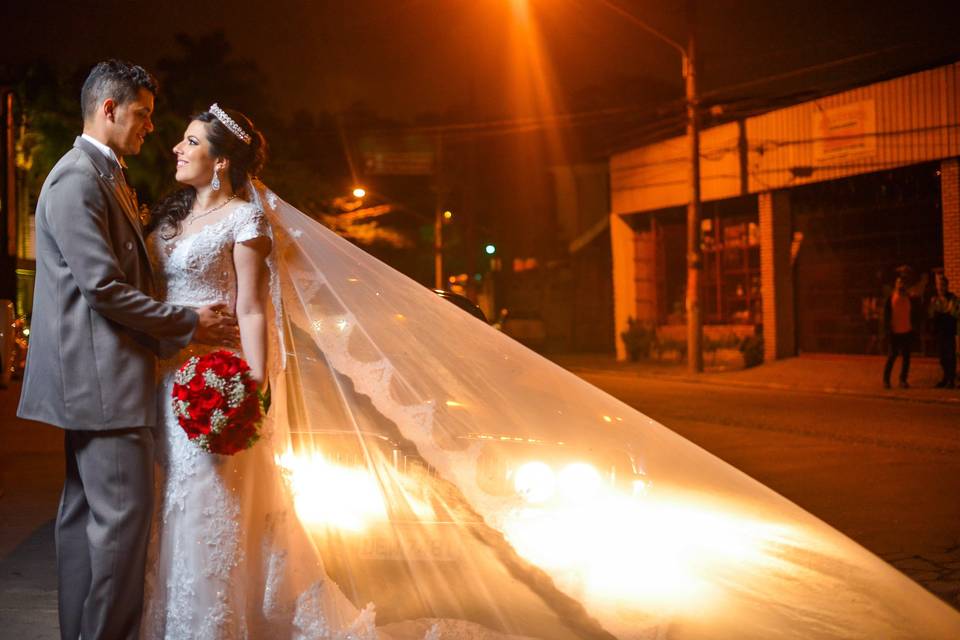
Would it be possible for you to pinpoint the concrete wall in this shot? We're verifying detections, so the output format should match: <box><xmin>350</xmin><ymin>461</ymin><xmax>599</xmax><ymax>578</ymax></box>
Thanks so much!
<box><xmin>611</xmin><ymin>213</ymin><xmax>637</xmax><ymax>361</ymax></box>
<box><xmin>610</xmin><ymin>122</ymin><xmax>742</xmax><ymax>216</ymax></box>
<box><xmin>759</xmin><ymin>191</ymin><xmax>796</xmax><ymax>361</ymax></box>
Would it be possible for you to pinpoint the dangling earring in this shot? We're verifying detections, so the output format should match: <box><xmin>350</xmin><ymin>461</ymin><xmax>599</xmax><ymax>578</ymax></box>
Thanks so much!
<box><xmin>211</xmin><ymin>168</ymin><xmax>221</xmax><ymax>191</ymax></box>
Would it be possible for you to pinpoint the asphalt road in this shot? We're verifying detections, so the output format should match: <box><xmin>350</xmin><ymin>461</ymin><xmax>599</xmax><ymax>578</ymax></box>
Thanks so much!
<box><xmin>570</xmin><ymin>368</ymin><xmax>960</xmax><ymax>608</ymax></box>
<box><xmin>2</xmin><ymin>374</ymin><xmax>959</xmax><ymax>639</ymax></box>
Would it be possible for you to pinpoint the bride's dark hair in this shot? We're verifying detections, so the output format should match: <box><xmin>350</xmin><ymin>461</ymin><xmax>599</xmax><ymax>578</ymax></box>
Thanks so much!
<box><xmin>148</xmin><ymin>106</ymin><xmax>268</xmax><ymax>239</ymax></box>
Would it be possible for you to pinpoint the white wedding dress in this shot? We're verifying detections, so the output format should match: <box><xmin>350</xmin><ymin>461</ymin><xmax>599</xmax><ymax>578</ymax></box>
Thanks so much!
<box><xmin>141</xmin><ymin>202</ymin><xmax>380</xmax><ymax>639</ymax></box>
<box><xmin>137</xmin><ymin>188</ymin><xmax>960</xmax><ymax>640</ymax></box>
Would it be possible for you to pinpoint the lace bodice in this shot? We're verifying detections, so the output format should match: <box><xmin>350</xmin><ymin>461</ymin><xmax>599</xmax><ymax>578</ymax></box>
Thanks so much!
<box><xmin>148</xmin><ymin>201</ymin><xmax>271</xmax><ymax>309</ymax></box>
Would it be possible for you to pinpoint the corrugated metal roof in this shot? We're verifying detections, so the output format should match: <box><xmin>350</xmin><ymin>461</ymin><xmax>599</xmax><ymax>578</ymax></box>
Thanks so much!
<box><xmin>611</xmin><ymin>61</ymin><xmax>960</xmax><ymax>215</ymax></box>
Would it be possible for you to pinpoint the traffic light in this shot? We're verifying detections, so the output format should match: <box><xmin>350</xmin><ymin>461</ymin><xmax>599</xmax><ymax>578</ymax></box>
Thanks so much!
<box><xmin>484</xmin><ymin>243</ymin><xmax>497</xmax><ymax>256</ymax></box>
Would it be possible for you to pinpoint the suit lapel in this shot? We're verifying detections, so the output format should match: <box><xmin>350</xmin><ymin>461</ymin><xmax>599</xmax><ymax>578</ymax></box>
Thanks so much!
<box><xmin>74</xmin><ymin>138</ymin><xmax>153</xmax><ymax>275</ymax></box>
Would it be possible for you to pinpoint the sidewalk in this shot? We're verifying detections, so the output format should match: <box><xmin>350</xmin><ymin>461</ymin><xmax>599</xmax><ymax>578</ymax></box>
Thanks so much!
<box><xmin>0</xmin><ymin>383</ymin><xmax>61</xmax><ymax>640</ymax></box>
<box><xmin>550</xmin><ymin>352</ymin><xmax>960</xmax><ymax>405</ymax></box>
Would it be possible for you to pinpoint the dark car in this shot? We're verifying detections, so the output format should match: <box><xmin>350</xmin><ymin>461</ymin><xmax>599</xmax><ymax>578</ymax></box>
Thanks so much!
<box><xmin>432</xmin><ymin>288</ymin><xmax>488</xmax><ymax>322</ymax></box>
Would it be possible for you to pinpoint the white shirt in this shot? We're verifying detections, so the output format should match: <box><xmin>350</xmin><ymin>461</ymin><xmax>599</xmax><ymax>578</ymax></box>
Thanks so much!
<box><xmin>81</xmin><ymin>133</ymin><xmax>125</xmax><ymax>169</ymax></box>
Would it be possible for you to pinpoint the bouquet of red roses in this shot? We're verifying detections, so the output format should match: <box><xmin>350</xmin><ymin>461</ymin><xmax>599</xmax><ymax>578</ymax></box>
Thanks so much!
<box><xmin>171</xmin><ymin>350</ymin><xmax>267</xmax><ymax>455</ymax></box>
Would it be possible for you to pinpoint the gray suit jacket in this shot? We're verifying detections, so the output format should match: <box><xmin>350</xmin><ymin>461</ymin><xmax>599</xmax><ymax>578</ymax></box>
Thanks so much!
<box><xmin>18</xmin><ymin>137</ymin><xmax>198</xmax><ymax>430</ymax></box>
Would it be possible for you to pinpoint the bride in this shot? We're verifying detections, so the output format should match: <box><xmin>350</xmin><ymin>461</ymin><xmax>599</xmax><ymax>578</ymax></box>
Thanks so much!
<box><xmin>142</xmin><ymin>105</ymin><xmax>384</xmax><ymax>639</ymax></box>
<box><xmin>141</xmin><ymin>103</ymin><xmax>960</xmax><ymax>640</ymax></box>
<box><xmin>142</xmin><ymin>104</ymin><xmax>532</xmax><ymax>640</ymax></box>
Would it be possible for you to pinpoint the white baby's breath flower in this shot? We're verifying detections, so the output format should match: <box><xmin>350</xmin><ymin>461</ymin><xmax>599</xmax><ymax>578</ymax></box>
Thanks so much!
<box><xmin>174</xmin><ymin>357</ymin><xmax>199</xmax><ymax>386</ymax></box>
<box><xmin>173</xmin><ymin>399</ymin><xmax>190</xmax><ymax>418</ymax></box>
<box><xmin>226</xmin><ymin>374</ymin><xmax>246</xmax><ymax>409</ymax></box>
<box><xmin>209</xmin><ymin>409</ymin><xmax>227</xmax><ymax>435</ymax></box>
<box><xmin>203</xmin><ymin>369</ymin><xmax>226</xmax><ymax>393</ymax></box>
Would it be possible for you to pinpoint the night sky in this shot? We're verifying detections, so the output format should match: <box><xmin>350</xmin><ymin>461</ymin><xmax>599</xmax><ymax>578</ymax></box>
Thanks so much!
<box><xmin>4</xmin><ymin>0</ymin><xmax>959</xmax><ymax>121</ymax></box>
<box><xmin>4</xmin><ymin>0</ymin><xmax>959</xmax><ymax>272</ymax></box>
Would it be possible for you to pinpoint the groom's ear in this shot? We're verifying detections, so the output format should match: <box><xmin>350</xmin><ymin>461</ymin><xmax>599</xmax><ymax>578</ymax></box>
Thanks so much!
<box><xmin>102</xmin><ymin>98</ymin><xmax>118</xmax><ymax>123</ymax></box>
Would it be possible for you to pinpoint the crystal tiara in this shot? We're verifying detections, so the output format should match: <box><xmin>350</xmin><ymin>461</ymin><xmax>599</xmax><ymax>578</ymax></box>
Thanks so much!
<box><xmin>209</xmin><ymin>103</ymin><xmax>251</xmax><ymax>144</ymax></box>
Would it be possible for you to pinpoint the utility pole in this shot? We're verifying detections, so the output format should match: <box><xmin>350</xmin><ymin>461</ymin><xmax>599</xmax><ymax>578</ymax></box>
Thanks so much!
<box><xmin>434</xmin><ymin>133</ymin><xmax>444</xmax><ymax>290</ymax></box>
<box><xmin>684</xmin><ymin>0</ymin><xmax>703</xmax><ymax>373</ymax></box>
<box><xmin>599</xmin><ymin>0</ymin><xmax>703</xmax><ymax>371</ymax></box>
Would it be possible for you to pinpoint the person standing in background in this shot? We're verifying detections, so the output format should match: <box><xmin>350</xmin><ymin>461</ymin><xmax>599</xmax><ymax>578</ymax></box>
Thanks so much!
<box><xmin>929</xmin><ymin>271</ymin><xmax>958</xmax><ymax>388</ymax></box>
<box><xmin>883</xmin><ymin>274</ymin><xmax>922</xmax><ymax>389</ymax></box>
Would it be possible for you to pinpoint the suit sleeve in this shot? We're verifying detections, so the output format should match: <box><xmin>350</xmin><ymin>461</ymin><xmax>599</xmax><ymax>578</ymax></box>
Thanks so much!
<box><xmin>43</xmin><ymin>165</ymin><xmax>198</xmax><ymax>346</ymax></box>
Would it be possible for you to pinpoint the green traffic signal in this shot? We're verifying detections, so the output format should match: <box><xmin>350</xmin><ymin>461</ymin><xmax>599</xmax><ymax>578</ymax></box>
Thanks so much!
<box><xmin>484</xmin><ymin>243</ymin><xmax>496</xmax><ymax>255</ymax></box>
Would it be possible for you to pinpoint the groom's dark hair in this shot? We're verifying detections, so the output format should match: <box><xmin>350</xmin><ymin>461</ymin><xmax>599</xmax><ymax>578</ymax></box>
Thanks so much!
<box><xmin>80</xmin><ymin>59</ymin><xmax>158</xmax><ymax>122</ymax></box>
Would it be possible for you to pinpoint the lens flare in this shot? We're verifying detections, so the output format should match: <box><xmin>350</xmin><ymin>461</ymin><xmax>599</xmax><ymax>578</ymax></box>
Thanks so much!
<box><xmin>502</xmin><ymin>485</ymin><xmax>794</xmax><ymax>613</ymax></box>
<box><xmin>557</xmin><ymin>462</ymin><xmax>603</xmax><ymax>503</ymax></box>
<box><xmin>513</xmin><ymin>461</ymin><xmax>556</xmax><ymax>504</ymax></box>
<box><xmin>277</xmin><ymin>449</ymin><xmax>387</xmax><ymax>532</ymax></box>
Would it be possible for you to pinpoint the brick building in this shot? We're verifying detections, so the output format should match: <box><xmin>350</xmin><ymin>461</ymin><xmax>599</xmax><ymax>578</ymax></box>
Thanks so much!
<box><xmin>609</xmin><ymin>61</ymin><xmax>960</xmax><ymax>361</ymax></box>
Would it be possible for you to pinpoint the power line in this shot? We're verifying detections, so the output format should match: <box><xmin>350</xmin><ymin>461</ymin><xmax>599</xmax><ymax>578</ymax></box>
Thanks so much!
<box><xmin>346</xmin><ymin>50</ymin><xmax>958</xmax><ymax>145</ymax></box>
<box><xmin>700</xmin><ymin>43</ymin><xmax>934</xmax><ymax>101</ymax></box>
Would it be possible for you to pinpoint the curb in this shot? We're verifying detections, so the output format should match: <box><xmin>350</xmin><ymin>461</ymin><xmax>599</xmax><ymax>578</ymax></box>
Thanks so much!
<box><xmin>561</xmin><ymin>365</ymin><xmax>960</xmax><ymax>406</ymax></box>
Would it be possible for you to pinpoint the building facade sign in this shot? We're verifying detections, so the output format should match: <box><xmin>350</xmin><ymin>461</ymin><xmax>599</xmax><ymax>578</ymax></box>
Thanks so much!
<box><xmin>360</xmin><ymin>135</ymin><xmax>436</xmax><ymax>176</ymax></box>
<box><xmin>812</xmin><ymin>99</ymin><xmax>877</xmax><ymax>165</ymax></box>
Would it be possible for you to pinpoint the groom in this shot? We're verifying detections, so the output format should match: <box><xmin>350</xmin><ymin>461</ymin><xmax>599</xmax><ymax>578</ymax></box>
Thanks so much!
<box><xmin>18</xmin><ymin>60</ymin><xmax>236</xmax><ymax>640</ymax></box>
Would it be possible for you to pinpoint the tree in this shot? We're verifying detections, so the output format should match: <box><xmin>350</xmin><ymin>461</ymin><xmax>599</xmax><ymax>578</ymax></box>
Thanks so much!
<box><xmin>155</xmin><ymin>32</ymin><xmax>268</xmax><ymax>120</ymax></box>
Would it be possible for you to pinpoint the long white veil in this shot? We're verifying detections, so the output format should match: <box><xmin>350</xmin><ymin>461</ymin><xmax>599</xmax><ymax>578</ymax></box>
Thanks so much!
<box><xmin>250</xmin><ymin>180</ymin><xmax>960</xmax><ymax>639</ymax></box>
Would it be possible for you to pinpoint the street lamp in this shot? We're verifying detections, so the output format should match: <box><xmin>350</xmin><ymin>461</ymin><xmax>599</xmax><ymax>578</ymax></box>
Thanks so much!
<box><xmin>352</xmin><ymin>187</ymin><xmax>366</xmax><ymax>199</ymax></box>
<box><xmin>599</xmin><ymin>0</ymin><xmax>703</xmax><ymax>373</ymax></box>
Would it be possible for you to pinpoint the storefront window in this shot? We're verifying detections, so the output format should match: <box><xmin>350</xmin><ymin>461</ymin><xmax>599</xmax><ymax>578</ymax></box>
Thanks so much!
<box><xmin>702</xmin><ymin>214</ymin><xmax>761</xmax><ymax>325</ymax></box>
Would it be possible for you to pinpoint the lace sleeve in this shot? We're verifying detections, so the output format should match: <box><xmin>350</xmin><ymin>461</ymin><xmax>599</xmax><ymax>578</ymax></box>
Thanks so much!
<box><xmin>234</xmin><ymin>203</ymin><xmax>273</xmax><ymax>245</ymax></box>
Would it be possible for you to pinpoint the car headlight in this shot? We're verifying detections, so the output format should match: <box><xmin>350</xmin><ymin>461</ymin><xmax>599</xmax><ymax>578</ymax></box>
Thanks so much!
<box><xmin>557</xmin><ymin>462</ymin><xmax>603</xmax><ymax>502</ymax></box>
<box><xmin>513</xmin><ymin>461</ymin><xmax>556</xmax><ymax>504</ymax></box>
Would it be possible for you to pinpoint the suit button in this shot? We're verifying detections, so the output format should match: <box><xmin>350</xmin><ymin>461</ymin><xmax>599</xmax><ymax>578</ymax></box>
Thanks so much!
<box><xmin>125</xmin><ymin>241</ymin><xmax>134</xmax><ymax>251</ymax></box>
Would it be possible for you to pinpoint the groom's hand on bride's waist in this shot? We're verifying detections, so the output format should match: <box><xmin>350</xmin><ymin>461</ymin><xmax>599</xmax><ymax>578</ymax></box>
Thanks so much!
<box><xmin>194</xmin><ymin>303</ymin><xmax>240</xmax><ymax>345</ymax></box>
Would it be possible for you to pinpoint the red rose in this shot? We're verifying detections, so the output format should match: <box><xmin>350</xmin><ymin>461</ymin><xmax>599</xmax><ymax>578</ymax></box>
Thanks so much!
<box><xmin>224</xmin><ymin>358</ymin><xmax>243</xmax><ymax>378</ymax></box>
<box><xmin>228</xmin><ymin>395</ymin><xmax>261</xmax><ymax>424</ymax></box>
<box><xmin>179</xmin><ymin>417</ymin><xmax>209</xmax><ymax>438</ymax></box>
<box><xmin>208</xmin><ymin>353</ymin><xmax>232</xmax><ymax>378</ymax></box>
<box><xmin>199</xmin><ymin>389</ymin><xmax>226</xmax><ymax>413</ymax></box>
<box><xmin>188</xmin><ymin>388</ymin><xmax>221</xmax><ymax>421</ymax></box>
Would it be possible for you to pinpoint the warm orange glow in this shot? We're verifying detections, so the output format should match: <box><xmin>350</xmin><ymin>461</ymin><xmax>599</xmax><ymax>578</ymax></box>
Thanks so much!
<box><xmin>277</xmin><ymin>449</ymin><xmax>387</xmax><ymax>532</ymax></box>
<box><xmin>503</xmin><ymin>487</ymin><xmax>795</xmax><ymax>612</ymax></box>
<box><xmin>278</xmin><ymin>448</ymin><xmax>441</xmax><ymax>533</ymax></box>
<box><xmin>505</xmin><ymin>0</ymin><xmax>566</xmax><ymax>144</ymax></box>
